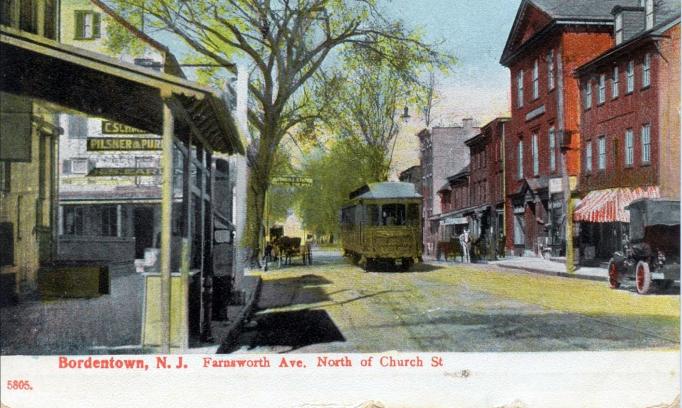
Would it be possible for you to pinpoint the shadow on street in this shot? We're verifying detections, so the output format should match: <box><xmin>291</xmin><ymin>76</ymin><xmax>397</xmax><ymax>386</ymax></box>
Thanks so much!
<box><xmin>221</xmin><ymin>309</ymin><xmax>345</xmax><ymax>353</ymax></box>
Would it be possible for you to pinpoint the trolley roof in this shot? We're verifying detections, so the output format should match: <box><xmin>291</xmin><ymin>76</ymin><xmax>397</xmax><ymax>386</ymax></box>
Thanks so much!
<box><xmin>348</xmin><ymin>182</ymin><xmax>422</xmax><ymax>201</ymax></box>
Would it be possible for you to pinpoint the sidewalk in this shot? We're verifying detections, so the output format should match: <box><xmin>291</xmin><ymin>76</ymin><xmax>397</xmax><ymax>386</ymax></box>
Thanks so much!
<box><xmin>489</xmin><ymin>256</ymin><xmax>608</xmax><ymax>282</ymax></box>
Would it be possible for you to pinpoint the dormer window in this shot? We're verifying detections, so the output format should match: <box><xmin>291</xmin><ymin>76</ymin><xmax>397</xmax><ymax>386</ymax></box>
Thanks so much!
<box><xmin>615</xmin><ymin>13</ymin><xmax>624</xmax><ymax>44</ymax></box>
<box><xmin>645</xmin><ymin>0</ymin><xmax>654</xmax><ymax>29</ymax></box>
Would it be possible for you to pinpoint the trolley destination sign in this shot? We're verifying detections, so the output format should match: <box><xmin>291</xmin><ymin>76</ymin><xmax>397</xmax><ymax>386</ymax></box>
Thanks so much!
<box><xmin>271</xmin><ymin>176</ymin><xmax>313</xmax><ymax>187</ymax></box>
<box><xmin>87</xmin><ymin>137</ymin><xmax>162</xmax><ymax>151</ymax></box>
<box><xmin>88</xmin><ymin>168</ymin><xmax>159</xmax><ymax>177</ymax></box>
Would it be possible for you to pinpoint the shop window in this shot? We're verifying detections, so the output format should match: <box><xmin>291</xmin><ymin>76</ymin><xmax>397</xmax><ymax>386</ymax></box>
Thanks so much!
<box><xmin>101</xmin><ymin>206</ymin><xmax>118</xmax><ymax>237</ymax></box>
<box><xmin>63</xmin><ymin>206</ymin><xmax>84</xmax><ymax>235</ymax></box>
<box><xmin>74</xmin><ymin>10</ymin><xmax>101</xmax><ymax>40</ymax></box>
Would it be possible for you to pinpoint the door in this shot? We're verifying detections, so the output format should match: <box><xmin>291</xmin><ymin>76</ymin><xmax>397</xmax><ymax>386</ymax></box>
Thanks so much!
<box><xmin>133</xmin><ymin>207</ymin><xmax>154</xmax><ymax>259</ymax></box>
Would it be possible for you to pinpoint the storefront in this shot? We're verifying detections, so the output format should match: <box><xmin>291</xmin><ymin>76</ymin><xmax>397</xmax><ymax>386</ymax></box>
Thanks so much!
<box><xmin>574</xmin><ymin>186</ymin><xmax>660</xmax><ymax>264</ymax></box>
<box><xmin>0</xmin><ymin>25</ymin><xmax>244</xmax><ymax>351</ymax></box>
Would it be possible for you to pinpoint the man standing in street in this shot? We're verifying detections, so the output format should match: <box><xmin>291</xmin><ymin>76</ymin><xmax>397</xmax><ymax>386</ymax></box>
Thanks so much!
<box><xmin>459</xmin><ymin>229</ymin><xmax>471</xmax><ymax>263</ymax></box>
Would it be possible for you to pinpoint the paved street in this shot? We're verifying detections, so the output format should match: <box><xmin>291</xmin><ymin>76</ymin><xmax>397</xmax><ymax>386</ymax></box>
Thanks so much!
<box><xmin>227</xmin><ymin>249</ymin><xmax>680</xmax><ymax>353</ymax></box>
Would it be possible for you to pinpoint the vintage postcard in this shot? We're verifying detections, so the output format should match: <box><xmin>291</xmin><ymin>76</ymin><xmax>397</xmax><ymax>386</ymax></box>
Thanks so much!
<box><xmin>0</xmin><ymin>0</ymin><xmax>680</xmax><ymax>407</ymax></box>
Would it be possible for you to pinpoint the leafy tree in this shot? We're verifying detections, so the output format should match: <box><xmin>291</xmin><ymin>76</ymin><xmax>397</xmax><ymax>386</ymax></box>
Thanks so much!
<box><xmin>103</xmin><ymin>0</ymin><xmax>448</xmax><ymax>264</ymax></box>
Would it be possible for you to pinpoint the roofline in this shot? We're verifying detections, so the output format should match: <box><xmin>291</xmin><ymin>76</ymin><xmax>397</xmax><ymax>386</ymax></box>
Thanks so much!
<box><xmin>574</xmin><ymin>16</ymin><xmax>680</xmax><ymax>76</ymax></box>
<box><xmin>90</xmin><ymin>0</ymin><xmax>186</xmax><ymax>77</ymax></box>
<box><xmin>500</xmin><ymin>18</ymin><xmax>614</xmax><ymax>66</ymax></box>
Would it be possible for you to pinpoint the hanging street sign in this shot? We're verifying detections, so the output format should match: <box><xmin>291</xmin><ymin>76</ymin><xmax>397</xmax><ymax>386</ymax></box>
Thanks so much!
<box><xmin>271</xmin><ymin>176</ymin><xmax>313</xmax><ymax>187</ymax></box>
<box><xmin>101</xmin><ymin>121</ymin><xmax>147</xmax><ymax>134</ymax></box>
<box><xmin>87</xmin><ymin>137</ymin><xmax>162</xmax><ymax>151</ymax></box>
<box><xmin>88</xmin><ymin>168</ymin><xmax>159</xmax><ymax>177</ymax></box>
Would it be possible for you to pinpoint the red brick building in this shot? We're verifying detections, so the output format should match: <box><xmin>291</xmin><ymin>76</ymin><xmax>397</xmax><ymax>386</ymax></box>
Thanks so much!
<box><xmin>500</xmin><ymin>0</ymin><xmax>622</xmax><ymax>256</ymax></box>
<box><xmin>435</xmin><ymin>118</ymin><xmax>510</xmax><ymax>260</ymax></box>
<box><xmin>573</xmin><ymin>0</ymin><xmax>680</xmax><ymax>262</ymax></box>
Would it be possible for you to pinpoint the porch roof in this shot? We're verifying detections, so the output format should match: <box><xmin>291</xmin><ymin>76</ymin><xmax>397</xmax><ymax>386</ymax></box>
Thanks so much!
<box><xmin>0</xmin><ymin>26</ymin><xmax>244</xmax><ymax>155</ymax></box>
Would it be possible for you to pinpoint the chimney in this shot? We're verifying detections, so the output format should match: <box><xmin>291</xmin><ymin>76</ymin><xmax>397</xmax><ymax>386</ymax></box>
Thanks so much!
<box><xmin>462</xmin><ymin>118</ymin><xmax>474</xmax><ymax>129</ymax></box>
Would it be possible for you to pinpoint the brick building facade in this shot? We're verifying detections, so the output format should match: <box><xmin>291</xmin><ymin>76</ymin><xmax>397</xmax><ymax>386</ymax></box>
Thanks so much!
<box><xmin>573</xmin><ymin>0</ymin><xmax>680</xmax><ymax>261</ymax></box>
<box><xmin>500</xmin><ymin>0</ymin><xmax>623</xmax><ymax>257</ymax></box>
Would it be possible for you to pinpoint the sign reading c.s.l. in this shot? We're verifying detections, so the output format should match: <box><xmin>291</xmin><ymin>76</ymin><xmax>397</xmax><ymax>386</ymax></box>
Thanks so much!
<box><xmin>87</xmin><ymin>138</ymin><xmax>161</xmax><ymax>151</ymax></box>
<box><xmin>101</xmin><ymin>121</ymin><xmax>147</xmax><ymax>134</ymax></box>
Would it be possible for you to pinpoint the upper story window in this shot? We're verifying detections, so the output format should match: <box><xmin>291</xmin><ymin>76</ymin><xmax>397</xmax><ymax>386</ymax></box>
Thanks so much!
<box><xmin>517</xmin><ymin>139</ymin><xmax>524</xmax><ymax>179</ymax></box>
<box><xmin>68</xmin><ymin>115</ymin><xmax>88</xmax><ymax>139</ymax></box>
<box><xmin>70</xmin><ymin>158</ymin><xmax>89</xmax><ymax>174</ymax></box>
<box><xmin>598</xmin><ymin>74</ymin><xmax>606</xmax><ymax>104</ymax></box>
<box><xmin>645</xmin><ymin>0</ymin><xmax>654</xmax><ymax>30</ymax></box>
<box><xmin>626</xmin><ymin>60</ymin><xmax>635</xmax><ymax>93</ymax></box>
<box><xmin>642</xmin><ymin>53</ymin><xmax>651</xmax><ymax>88</ymax></box>
<box><xmin>532</xmin><ymin>59</ymin><xmax>539</xmax><ymax>99</ymax></box>
<box><xmin>585</xmin><ymin>141</ymin><xmax>593</xmax><ymax>173</ymax></box>
<box><xmin>547</xmin><ymin>49</ymin><xmax>555</xmax><ymax>90</ymax></box>
<box><xmin>584</xmin><ymin>80</ymin><xmax>592</xmax><ymax>109</ymax></box>
<box><xmin>531</xmin><ymin>132</ymin><xmax>539</xmax><ymax>176</ymax></box>
<box><xmin>615</xmin><ymin>13</ymin><xmax>624</xmax><ymax>45</ymax></box>
<box><xmin>641</xmin><ymin>124</ymin><xmax>651</xmax><ymax>163</ymax></box>
<box><xmin>598</xmin><ymin>136</ymin><xmax>606</xmax><ymax>170</ymax></box>
<box><xmin>516</xmin><ymin>70</ymin><xmax>524</xmax><ymax>108</ymax></box>
<box><xmin>0</xmin><ymin>0</ymin><xmax>59</xmax><ymax>40</ymax></box>
<box><xmin>549</xmin><ymin>127</ymin><xmax>556</xmax><ymax>172</ymax></box>
<box><xmin>74</xmin><ymin>10</ymin><xmax>101</xmax><ymax>40</ymax></box>
<box><xmin>625</xmin><ymin>129</ymin><xmax>634</xmax><ymax>166</ymax></box>
<box><xmin>612</xmin><ymin>66</ymin><xmax>620</xmax><ymax>98</ymax></box>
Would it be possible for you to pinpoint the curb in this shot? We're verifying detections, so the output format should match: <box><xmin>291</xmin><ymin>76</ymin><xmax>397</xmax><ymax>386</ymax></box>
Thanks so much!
<box><xmin>217</xmin><ymin>276</ymin><xmax>262</xmax><ymax>353</ymax></box>
<box><xmin>492</xmin><ymin>264</ymin><xmax>607</xmax><ymax>282</ymax></box>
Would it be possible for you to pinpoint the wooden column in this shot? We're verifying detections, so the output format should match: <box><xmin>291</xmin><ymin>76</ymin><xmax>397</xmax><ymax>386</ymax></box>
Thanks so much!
<box><xmin>159</xmin><ymin>90</ymin><xmax>174</xmax><ymax>353</ymax></box>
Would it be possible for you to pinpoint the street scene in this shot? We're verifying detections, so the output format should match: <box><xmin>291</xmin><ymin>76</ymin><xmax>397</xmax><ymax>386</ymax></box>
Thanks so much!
<box><xmin>0</xmin><ymin>0</ymin><xmax>680</xmax><ymax>359</ymax></box>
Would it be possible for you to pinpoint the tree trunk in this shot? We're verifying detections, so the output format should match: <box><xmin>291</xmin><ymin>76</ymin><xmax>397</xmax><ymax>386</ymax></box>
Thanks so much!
<box><xmin>244</xmin><ymin>173</ymin><xmax>268</xmax><ymax>267</ymax></box>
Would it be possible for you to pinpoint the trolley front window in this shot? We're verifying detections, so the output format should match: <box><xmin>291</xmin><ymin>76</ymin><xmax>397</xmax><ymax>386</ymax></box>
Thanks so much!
<box><xmin>366</xmin><ymin>205</ymin><xmax>381</xmax><ymax>226</ymax></box>
<box><xmin>381</xmin><ymin>204</ymin><xmax>406</xmax><ymax>226</ymax></box>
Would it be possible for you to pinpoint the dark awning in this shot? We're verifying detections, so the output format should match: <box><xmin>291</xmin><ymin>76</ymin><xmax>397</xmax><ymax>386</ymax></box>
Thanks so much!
<box><xmin>0</xmin><ymin>26</ymin><xmax>244</xmax><ymax>155</ymax></box>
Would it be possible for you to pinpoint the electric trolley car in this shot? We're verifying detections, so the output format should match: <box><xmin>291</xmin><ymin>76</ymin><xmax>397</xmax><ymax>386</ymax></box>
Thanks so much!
<box><xmin>341</xmin><ymin>182</ymin><xmax>422</xmax><ymax>270</ymax></box>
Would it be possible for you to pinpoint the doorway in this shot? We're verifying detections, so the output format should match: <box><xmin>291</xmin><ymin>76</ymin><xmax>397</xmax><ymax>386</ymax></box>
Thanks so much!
<box><xmin>133</xmin><ymin>207</ymin><xmax>154</xmax><ymax>259</ymax></box>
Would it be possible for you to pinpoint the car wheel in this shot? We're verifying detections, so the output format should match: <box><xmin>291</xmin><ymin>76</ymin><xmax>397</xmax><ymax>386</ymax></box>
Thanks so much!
<box><xmin>608</xmin><ymin>260</ymin><xmax>620</xmax><ymax>289</ymax></box>
<box><xmin>635</xmin><ymin>261</ymin><xmax>652</xmax><ymax>295</ymax></box>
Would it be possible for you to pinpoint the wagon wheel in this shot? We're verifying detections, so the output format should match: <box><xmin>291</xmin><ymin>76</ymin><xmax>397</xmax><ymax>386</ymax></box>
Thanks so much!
<box><xmin>607</xmin><ymin>260</ymin><xmax>620</xmax><ymax>289</ymax></box>
<box><xmin>635</xmin><ymin>261</ymin><xmax>652</xmax><ymax>295</ymax></box>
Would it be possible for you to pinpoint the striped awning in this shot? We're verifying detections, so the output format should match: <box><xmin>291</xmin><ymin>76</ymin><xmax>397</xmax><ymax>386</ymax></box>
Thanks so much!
<box><xmin>574</xmin><ymin>186</ymin><xmax>660</xmax><ymax>223</ymax></box>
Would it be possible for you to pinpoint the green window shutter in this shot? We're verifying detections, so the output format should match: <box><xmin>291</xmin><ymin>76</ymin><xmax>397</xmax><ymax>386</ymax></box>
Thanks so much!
<box><xmin>74</xmin><ymin>11</ymin><xmax>84</xmax><ymax>39</ymax></box>
<box><xmin>93</xmin><ymin>13</ymin><xmax>101</xmax><ymax>38</ymax></box>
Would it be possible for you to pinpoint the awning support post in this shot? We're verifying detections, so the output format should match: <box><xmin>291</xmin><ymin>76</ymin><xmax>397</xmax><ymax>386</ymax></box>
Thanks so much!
<box><xmin>160</xmin><ymin>89</ymin><xmax>174</xmax><ymax>354</ymax></box>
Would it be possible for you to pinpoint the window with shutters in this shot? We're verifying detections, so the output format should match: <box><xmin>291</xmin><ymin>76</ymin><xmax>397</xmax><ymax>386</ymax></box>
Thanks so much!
<box><xmin>549</xmin><ymin>127</ymin><xmax>556</xmax><ymax>172</ymax></box>
<box><xmin>531</xmin><ymin>133</ymin><xmax>539</xmax><ymax>176</ymax></box>
<box><xmin>547</xmin><ymin>49</ymin><xmax>555</xmax><ymax>90</ymax></box>
<box><xmin>532</xmin><ymin>59</ymin><xmax>539</xmax><ymax>99</ymax></box>
<box><xmin>612</xmin><ymin>66</ymin><xmax>619</xmax><ymax>98</ymax></box>
<box><xmin>74</xmin><ymin>10</ymin><xmax>101</xmax><ymax>40</ymax></box>
<box><xmin>625</xmin><ymin>129</ymin><xmax>634</xmax><ymax>167</ymax></box>
<box><xmin>641</xmin><ymin>124</ymin><xmax>651</xmax><ymax>164</ymax></box>
<box><xmin>68</xmin><ymin>115</ymin><xmax>88</xmax><ymax>138</ymax></box>
<box><xmin>63</xmin><ymin>206</ymin><xmax>84</xmax><ymax>235</ymax></box>
<box><xmin>642</xmin><ymin>53</ymin><xmax>651</xmax><ymax>88</ymax></box>
<box><xmin>598</xmin><ymin>74</ymin><xmax>606</xmax><ymax>104</ymax></box>
<box><xmin>598</xmin><ymin>136</ymin><xmax>606</xmax><ymax>170</ymax></box>
<box><xmin>101</xmin><ymin>206</ymin><xmax>118</xmax><ymax>237</ymax></box>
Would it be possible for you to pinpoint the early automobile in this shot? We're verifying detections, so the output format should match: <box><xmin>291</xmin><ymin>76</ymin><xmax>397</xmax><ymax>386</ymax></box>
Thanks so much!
<box><xmin>608</xmin><ymin>198</ymin><xmax>680</xmax><ymax>294</ymax></box>
<box><xmin>340</xmin><ymin>182</ymin><xmax>422</xmax><ymax>271</ymax></box>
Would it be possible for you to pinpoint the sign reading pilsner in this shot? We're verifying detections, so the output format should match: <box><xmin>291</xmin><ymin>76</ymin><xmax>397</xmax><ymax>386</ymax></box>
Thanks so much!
<box><xmin>88</xmin><ymin>168</ymin><xmax>159</xmax><ymax>177</ymax></box>
<box><xmin>87</xmin><ymin>137</ymin><xmax>161</xmax><ymax>151</ymax></box>
<box><xmin>101</xmin><ymin>121</ymin><xmax>147</xmax><ymax>134</ymax></box>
